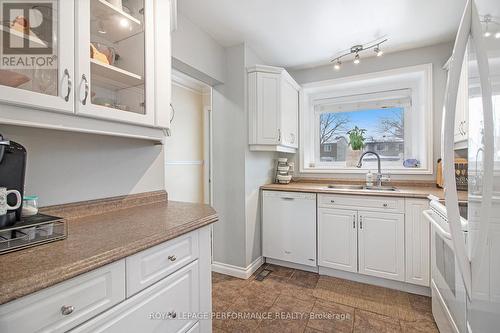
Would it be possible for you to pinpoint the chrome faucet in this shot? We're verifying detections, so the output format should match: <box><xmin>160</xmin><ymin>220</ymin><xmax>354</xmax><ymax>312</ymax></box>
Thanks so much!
<box><xmin>356</xmin><ymin>151</ymin><xmax>388</xmax><ymax>187</ymax></box>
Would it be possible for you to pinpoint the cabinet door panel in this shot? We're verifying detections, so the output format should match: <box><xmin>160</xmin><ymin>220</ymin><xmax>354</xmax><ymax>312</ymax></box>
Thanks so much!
<box><xmin>405</xmin><ymin>199</ymin><xmax>430</xmax><ymax>286</ymax></box>
<box><xmin>358</xmin><ymin>212</ymin><xmax>405</xmax><ymax>281</ymax></box>
<box><xmin>280</xmin><ymin>78</ymin><xmax>298</xmax><ymax>148</ymax></box>
<box><xmin>318</xmin><ymin>208</ymin><xmax>358</xmax><ymax>272</ymax></box>
<box><xmin>0</xmin><ymin>0</ymin><xmax>74</xmax><ymax>114</ymax></box>
<box><xmin>256</xmin><ymin>72</ymin><xmax>280</xmax><ymax>144</ymax></box>
<box><xmin>75</xmin><ymin>0</ymin><xmax>155</xmax><ymax>126</ymax></box>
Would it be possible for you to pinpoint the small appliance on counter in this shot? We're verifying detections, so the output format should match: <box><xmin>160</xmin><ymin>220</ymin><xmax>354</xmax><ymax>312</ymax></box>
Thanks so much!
<box><xmin>436</xmin><ymin>157</ymin><xmax>468</xmax><ymax>191</ymax></box>
<box><xmin>274</xmin><ymin>158</ymin><xmax>293</xmax><ymax>184</ymax></box>
<box><xmin>0</xmin><ymin>134</ymin><xmax>66</xmax><ymax>254</ymax></box>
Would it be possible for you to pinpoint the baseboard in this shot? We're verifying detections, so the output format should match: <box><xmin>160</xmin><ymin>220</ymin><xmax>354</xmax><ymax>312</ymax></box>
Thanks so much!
<box><xmin>318</xmin><ymin>266</ymin><xmax>431</xmax><ymax>296</ymax></box>
<box><xmin>265</xmin><ymin>258</ymin><xmax>319</xmax><ymax>273</ymax></box>
<box><xmin>212</xmin><ymin>257</ymin><xmax>264</xmax><ymax>279</ymax></box>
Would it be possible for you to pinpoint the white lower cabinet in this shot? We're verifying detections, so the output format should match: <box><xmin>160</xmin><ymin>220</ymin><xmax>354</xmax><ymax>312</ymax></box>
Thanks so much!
<box><xmin>0</xmin><ymin>227</ymin><xmax>212</xmax><ymax>333</ymax></box>
<box><xmin>0</xmin><ymin>260</ymin><xmax>125</xmax><ymax>333</ymax></box>
<box><xmin>405</xmin><ymin>199</ymin><xmax>430</xmax><ymax>286</ymax></box>
<box><xmin>358</xmin><ymin>212</ymin><xmax>405</xmax><ymax>281</ymax></box>
<box><xmin>70</xmin><ymin>261</ymin><xmax>200</xmax><ymax>333</ymax></box>
<box><xmin>318</xmin><ymin>208</ymin><xmax>357</xmax><ymax>272</ymax></box>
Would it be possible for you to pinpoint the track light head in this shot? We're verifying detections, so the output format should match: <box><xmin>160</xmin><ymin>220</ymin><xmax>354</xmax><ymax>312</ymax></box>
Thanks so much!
<box><xmin>333</xmin><ymin>59</ymin><xmax>341</xmax><ymax>70</ymax></box>
<box><xmin>353</xmin><ymin>53</ymin><xmax>360</xmax><ymax>64</ymax></box>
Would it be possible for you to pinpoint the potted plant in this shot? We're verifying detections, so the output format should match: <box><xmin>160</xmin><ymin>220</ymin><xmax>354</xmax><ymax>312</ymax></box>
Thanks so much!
<box><xmin>346</xmin><ymin>126</ymin><xmax>366</xmax><ymax>167</ymax></box>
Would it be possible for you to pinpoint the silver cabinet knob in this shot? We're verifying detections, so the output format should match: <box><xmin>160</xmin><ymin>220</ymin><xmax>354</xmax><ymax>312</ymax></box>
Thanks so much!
<box><xmin>61</xmin><ymin>305</ymin><xmax>74</xmax><ymax>316</ymax></box>
<box><xmin>168</xmin><ymin>255</ymin><xmax>177</xmax><ymax>262</ymax></box>
<box><xmin>330</xmin><ymin>200</ymin><xmax>335</xmax><ymax>203</ymax></box>
<box><xmin>168</xmin><ymin>311</ymin><xmax>177</xmax><ymax>319</ymax></box>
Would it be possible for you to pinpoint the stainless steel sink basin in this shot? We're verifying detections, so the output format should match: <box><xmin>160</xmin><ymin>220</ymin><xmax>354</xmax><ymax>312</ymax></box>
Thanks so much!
<box><xmin>326</xmin><ymin>184</ymin><xmax>365</xmax><ymax>190</ymax></box>
<box><xmin>364</xmin><ymin>186</ymin><xmax>398</xmax><ymax>192</ymax></box>
<box><xmin>325</xmin><ymin>184</ymin><xmax>398</xmax><ymax>192</ymax></box>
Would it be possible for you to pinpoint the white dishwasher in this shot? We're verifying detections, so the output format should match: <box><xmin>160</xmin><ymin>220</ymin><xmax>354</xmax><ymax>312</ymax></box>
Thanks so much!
<box><xmin>262</xmin><ymin>190</ymin><xmax>317</xmax><ymax>267</ymax></box>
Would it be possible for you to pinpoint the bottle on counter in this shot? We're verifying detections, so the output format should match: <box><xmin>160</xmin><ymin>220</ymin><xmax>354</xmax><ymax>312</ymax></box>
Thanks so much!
<box><xmin>366</xmin><ymin>171</ymin><xmax>373</xmax><ymax>187</ymax></box>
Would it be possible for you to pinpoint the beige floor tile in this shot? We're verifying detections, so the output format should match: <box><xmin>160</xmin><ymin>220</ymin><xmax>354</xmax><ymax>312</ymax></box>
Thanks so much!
<box><xmin>265</xmin><ymin>263</ymin><xmax>296</xmax><ymax>278</ymax></box>
<box><xmin>306</xmin><ymin>299</ymin><xmax>355</xmax><ymax>333</ymax></box>
<box><xmin>313</xmin><ymin>276</ymin><xmax>416</xmax><ymax>321</ymax></box>
<box><xmin>400</xmin><ymin>320</ymin><xmax>440</xmax><ymax>333</ymax></box>
<box><xmin>290</xmin><ymin>270</ymin><xmax>320</xmax><ymax>289</ymax></box>
<box><xmin>353</xmin><ymin>309</ymin><xmax>401</xmax><ymax>333</ymax></box>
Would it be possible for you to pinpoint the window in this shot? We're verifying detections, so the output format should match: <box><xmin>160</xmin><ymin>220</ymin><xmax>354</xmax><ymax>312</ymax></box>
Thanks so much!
<box><xmin>300</xmin><ymin>64</ymin><xmax>433</xmax><ymax>174</ymax></box>
<box><xmin>319</xmin><ymin>107</ymin><xmax>405</xmax><ymax>167</ymax></box>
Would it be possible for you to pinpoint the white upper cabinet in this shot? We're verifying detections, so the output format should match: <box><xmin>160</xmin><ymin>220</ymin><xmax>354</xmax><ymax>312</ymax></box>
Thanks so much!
<box><xmin>0</xmin><ymin>1</ymin><xmax>75</xmax><ymax>114</ymax></box>
<box><xmin>0</xmin><ymin>0</ymin><xmax>171</xmax><ymax>140</ymax></box>
<box><xmin>445</xmin><ymin>52</ymin><xmax>468</xmax><ymax>148</ymax></box>
<box><xmin>76</xmin><ymin>0</ymin><xmax>154</xmax><ymax>126</ymax></box>
<box><xmin>248</xmin><ymin>65</ymin><xmax>300</xmax><ymax>153</ymax></box>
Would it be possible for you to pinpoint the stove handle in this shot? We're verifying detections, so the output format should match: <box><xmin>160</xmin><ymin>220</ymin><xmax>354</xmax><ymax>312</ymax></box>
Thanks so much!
<box><xmin>423</xmin><ymin>210</ymin><xmax>452</xmax><ymax>240</ymax></box>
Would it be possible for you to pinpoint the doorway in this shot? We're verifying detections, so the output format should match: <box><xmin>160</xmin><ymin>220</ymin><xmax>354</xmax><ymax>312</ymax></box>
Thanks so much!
<box><xmin>165</xmin><ymin>70</ymin><xmax>212</xmax><ymax>204</ymax></box>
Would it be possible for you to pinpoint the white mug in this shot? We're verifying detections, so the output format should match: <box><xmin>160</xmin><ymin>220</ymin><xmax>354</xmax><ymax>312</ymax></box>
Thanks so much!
<box><xmin>0</xmin><ymin>187</ymin><xmax>22</xmax><ymax>216</ymax></box>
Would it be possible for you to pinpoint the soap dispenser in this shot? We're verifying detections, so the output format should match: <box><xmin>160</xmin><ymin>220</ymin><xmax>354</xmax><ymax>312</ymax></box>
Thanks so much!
<box><xmin>366</xmin><ymin>170</ymin><xmax>373</xmax><ymax>187</ymax></box>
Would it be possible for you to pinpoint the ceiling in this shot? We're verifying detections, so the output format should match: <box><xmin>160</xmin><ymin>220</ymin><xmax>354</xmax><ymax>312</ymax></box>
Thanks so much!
<box><xmin>178</xmin><ymin>0</ymin><xmax>467</xmax><ymax>69</ymax></box>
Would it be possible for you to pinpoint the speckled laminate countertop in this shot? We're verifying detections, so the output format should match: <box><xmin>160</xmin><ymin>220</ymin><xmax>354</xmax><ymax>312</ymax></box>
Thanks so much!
<box><xmin>0</xmin><ymin>192</ymin><xmax>218</xmax><ymax>305</ymax></box>
<box><xmin>261</xmin><ymin>182</ymin><xmax>468</xmax><ymax>201</ymax></box>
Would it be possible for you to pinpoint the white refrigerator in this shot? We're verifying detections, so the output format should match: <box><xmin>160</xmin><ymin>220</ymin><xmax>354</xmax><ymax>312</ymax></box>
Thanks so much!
<box><xmin>441</xmin><ymin>0</ymin><xmax>500</xmax><ymax>332</ymax></box>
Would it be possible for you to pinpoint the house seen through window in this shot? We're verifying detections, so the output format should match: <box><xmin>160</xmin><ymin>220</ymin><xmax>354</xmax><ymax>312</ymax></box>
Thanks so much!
<box><xmin>319</xmin><ymin>107</ymin><xmax>406</xmax><ymax>168</ymax></box>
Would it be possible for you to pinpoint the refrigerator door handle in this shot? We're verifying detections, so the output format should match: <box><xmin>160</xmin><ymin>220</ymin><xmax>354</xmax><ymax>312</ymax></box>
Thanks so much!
<box><xmin>442</xmin><ymin>0</ymin><xmax>472</xmax><ymax>297</ymax></box>
<box><xmin>442</xmin><ymin>0</ymin><xmax>495</xmax><ymax>299</ymax></box>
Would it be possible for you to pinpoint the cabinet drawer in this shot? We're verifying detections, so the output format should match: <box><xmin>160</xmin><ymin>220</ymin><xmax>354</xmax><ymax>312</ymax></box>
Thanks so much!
<box><xmin>0</xmin><ymin>260</ymin><xmax>125</xmax><ymax>333</ymax></box>
<box><xmin>70</xmin><ymin>261</ymin><xmax>200</xmax><ymax>333</ymax></box>
<box><xmin>318</xmin><ymin>194</ymin><xmax>404</xmax><ymax>213</ymax></box>
<box><xmin>126</xmin><ymin>231</ymin><xmax>199</xmax><ymax>296</ymax></box>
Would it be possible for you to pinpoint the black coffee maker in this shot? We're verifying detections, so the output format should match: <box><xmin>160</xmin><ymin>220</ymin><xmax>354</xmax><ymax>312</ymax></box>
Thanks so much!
<box><xmin>0</xmin><ymin>133</ymin><xmax>27</xmax><ymax>228</ymax></box>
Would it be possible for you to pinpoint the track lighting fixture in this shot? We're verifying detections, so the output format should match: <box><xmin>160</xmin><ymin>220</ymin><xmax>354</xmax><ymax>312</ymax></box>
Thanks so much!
<box><xmin>330</xmin><ymin>38</ymin><xmax>387</xmax><ymax>70</ymax></box>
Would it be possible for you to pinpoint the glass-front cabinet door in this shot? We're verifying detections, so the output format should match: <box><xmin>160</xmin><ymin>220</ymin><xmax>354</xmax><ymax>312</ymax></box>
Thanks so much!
<box><xmin>0</xmin><ymin>0</ymin><xmax>74</xmax><ymax>113</ymax></box>
<box><xmin>75</xmin><ymin>0</ymin><xmax>154</xmax><ymax>125</ymax></box>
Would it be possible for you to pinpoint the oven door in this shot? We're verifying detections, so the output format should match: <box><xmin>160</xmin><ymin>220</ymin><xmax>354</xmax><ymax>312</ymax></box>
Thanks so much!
<box><xmin>426</xmin><ymin>209</ymin><xmax>467</xmax><ymax>333</ymax></box>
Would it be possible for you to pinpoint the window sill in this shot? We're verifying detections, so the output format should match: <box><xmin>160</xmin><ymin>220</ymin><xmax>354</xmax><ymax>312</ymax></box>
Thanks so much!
<box><xmin>299</xmin><ymin>166</ymin><xmax>433</xmax><ymax>175</ymax></box>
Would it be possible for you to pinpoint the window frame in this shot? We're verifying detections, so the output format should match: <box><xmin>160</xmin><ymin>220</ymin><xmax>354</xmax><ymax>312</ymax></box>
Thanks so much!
<box><xmin>299</xmin><ymin>64</ymin><xmax>434</xmax><ymax>175</ymax></box>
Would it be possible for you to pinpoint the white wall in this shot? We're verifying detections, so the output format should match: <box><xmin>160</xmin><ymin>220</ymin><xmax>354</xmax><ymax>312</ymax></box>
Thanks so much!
<box><xmin>288</xmin><ymin>42</ymin><xmax>453</xmax><ymax>181</ymax></box>
<box><xmin>244</xmin><ymin>46</ymin><xmax>277</xmax><ymax>266</ymax></box>
<box><xmin>211</xmin><ymin>44</ymin><xmax>277</xmax><ymax>268</ymax></box>
<box><xmin>164</xmin><ymin>84</ymin><xmax>205</xmax><ymax>203</ymax></box>
<box><xmin>212</xmin><ymin>45</ymin><xmax>247</xmax><ymax>267</ymax></box>
<box><xmin>0</xmin><ymin>125</ymin><xmax>164</xmax><ymax>206</ymax></box>
<box><xmin>172</xmin><ymin>13</ymin><xmax>226</xmax><ymax>85</ymax></box>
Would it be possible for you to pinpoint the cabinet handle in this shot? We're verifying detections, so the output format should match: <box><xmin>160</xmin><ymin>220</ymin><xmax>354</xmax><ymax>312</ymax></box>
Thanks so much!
<box><xmin>383</xmin><ymin>203</ymin><xmax>388</xmax><ymax>208</ymax></box>
<box><xmin>330</xmin><ymin>199</ymin><xmax>335</xmax><ymax>203</ymax></box>
<box><xmin>61</xmin><ymin>305</ymin><xmax>74</xmax><ymax>316</ymax></box>
<box><xmin>359</xmin><ymin>216</ymin><xmax>363</xmax><ymax>229</ymax></box>
<box><xmin>168</xmin><ymin>311</ymin><xmax>177</xmax><ymax>319</ymax></box>
<box><xmin>353</xmin><ymin>214</ymin><xmax>356</xmax><ymax>229</ymax></box>
<box><xmin>81</xmin><ymin>74</ymin><xmax>89</xmax><ymax>105</ymax></box>
<box><xmin>63</xmin><ymin>69</ymin><xmax>72</xmax><ymax>102</ymax></box>
<box><xmin>170</xmin><ymin>103</ymin><xmax>175</xmax><ymax>123</ymax></box>
<box><xmin>277</xmin><ymin>129</ymin><xmax>281</xmax><ymax>142</ymax></box>
<box><xmin>168</xmin><ymin>255</ymin><xmax>177</xmax><ymax>262</ymax></box>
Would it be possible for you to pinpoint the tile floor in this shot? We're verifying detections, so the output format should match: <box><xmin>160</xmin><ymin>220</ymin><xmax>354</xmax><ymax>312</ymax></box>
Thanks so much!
<box><xmin>212</xmin><ymin>263</ymin><xmax>438</xmax><ymax>333</ymax></box>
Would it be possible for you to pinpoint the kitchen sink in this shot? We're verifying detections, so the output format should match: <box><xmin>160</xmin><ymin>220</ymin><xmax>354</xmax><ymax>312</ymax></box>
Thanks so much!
<box><xmin>325</xmin><ymin>184</ymin><xmax>398</xmax><ymax>192</ymax></box>
<box><xmin>326</xmin><ymin>184</ymin><xmax>365</xmax><ymax>190</ymax></box>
